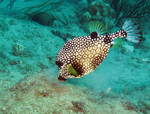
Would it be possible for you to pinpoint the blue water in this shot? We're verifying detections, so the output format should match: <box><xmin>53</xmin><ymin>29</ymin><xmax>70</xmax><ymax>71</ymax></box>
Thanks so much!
<box><xmin>0</xmin><ymin>0</ymin><xmax>149</xmax><ymax>113</ymax></box>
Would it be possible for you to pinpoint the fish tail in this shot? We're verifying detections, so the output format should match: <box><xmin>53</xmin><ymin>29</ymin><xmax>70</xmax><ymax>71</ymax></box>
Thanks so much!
<box><xmin>122</xmin><ymin>19</ymin><xmax>143</xmax><ymax>43</ymax></box>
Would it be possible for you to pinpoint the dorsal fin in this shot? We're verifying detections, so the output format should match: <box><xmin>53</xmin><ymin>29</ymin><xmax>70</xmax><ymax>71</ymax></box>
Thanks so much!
<box><xmin>88</xmin><ymin>21</ymin><xmax>107</xmax><ymax>36</ymax></box>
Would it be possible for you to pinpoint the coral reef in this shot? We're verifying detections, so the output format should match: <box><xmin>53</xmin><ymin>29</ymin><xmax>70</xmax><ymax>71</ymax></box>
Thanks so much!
<box><xmin>17</xmin><ymin>0</ymin><xmax>67</xmax><ymax>26</ymax></box>
<box><xmin>103</xmin><ymin>0</ymin><xmax>112</xmax><ymax>5</ymax></box>
<box><xmin>0</xmin><ymin>1</ymin><xmax>149</xmax><ymax>113</ymax></box>
<box><xmin>32</xmin><ymin>12</ymin><xmax>68</xmax><ymax>26</ymax></box>
<box><xmin>81</xmin><ymin>0</ymin><xmax>150</xmax><ymax>30</ymax></box>
<box><xmin>17</xmin><ymin>0</ymin><xmax>65</xmax><ymax>19</ymax></box>
<box><xmin>111</xmin><ymin>0</ymin><xmax>150</xmax><ymax>25</ymax></box>
<box><xmin>12</xmin><ymin>43</ymin><xmax>25</xmax><ymax>56</ymax></box>
<box><xmin>82</xmin><ymin>0</ymin><xmax>116</xmax><ymax>30</ymax></box>
<box><xmin>0</xmin><ymin>0</ymin><xmax>3</xmax><ymax>3</ymax></box>
<box><xmin>5</xmin><ymin>0</ymin><xmax>17</xmax><ymax>12</ymax></box>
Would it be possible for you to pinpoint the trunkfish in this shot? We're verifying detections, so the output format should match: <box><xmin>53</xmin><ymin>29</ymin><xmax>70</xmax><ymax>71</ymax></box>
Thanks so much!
<box><xmin>55</xmin><ymin>19</ymin><xmax>143</xmax><ymax>82</ymax></box>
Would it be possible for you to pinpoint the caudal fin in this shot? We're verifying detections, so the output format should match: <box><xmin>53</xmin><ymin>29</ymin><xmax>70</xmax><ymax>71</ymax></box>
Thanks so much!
<box><xmin>122</xmin><ymin>19</ymin><xmax>143</xmax><ymax>43</ymax></box>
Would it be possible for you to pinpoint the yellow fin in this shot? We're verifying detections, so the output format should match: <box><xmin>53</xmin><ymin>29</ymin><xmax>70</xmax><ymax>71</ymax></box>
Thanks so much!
<box><xmin>111</xmin><ymin>38</ymin><xmax>123</xmax><ymax>49</ymax></box>
<box><xmin>88</xmin><ymin>21</ymin><xmax>107</xmax><ymax>35</ymax></box>
<box><xmin>68</xmin><ymin>65</ymin><xmax>79</xmax><ymax>77</ymax></box>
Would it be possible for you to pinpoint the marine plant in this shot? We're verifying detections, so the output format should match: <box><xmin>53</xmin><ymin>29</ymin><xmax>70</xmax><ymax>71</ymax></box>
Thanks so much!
<box><xmin>18</xmin><ymin>0</ymin><xmax>65</xmax><ymax>19</ymax></box>
<box><xmin>84</xmin><ymin>0</ymin><xmax>150</xmax><ymax>29</ymax></box>
<box><xmin>111</xmin><ymin>0</ymin><xmax>150</xmax><ymax>25</ymax></box>
<box><xmin>0</xmin><ymin>0</ymin><xmax>3</xmax><ymax>3</ymax></box>
<box><xmin>31</xmin><ymin>12</ymin><xmax>68</xmax><ymax>26</ymax></box>
<box><xmin>83</xmin><ymin>0</ymin><xmax>116</xmax><ymax>29</ymax></box>
<box><xmin>8</xmin><ymin>0</ymin><xmax>68</xmax><ymax>26</ymax></box>
<box><xmin>6</xmin><ymin>0</ymin><xmax>17</xmax><ymax>12</ymax></box>
<box><xmin>87</xmin><ymin>0</ymin><xmax>95</xmax><ymax>4</ymax></box>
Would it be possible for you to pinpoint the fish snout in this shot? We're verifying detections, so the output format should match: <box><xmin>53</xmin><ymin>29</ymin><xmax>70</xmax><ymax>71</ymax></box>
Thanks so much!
<box><xmin>58</xmin><ymin>75</ymin><xmax>67</xmax><ymax>82</ymax></box>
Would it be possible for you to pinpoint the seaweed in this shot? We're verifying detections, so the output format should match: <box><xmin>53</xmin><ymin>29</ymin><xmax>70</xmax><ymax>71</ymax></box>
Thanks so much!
<box><xmin>111</xmin><ymin>0</ymin><xmax>150</xmax><ymax>25</ymax></box>
<box><xmin>52</xmin><ymin>12</ymin><xmax>68</xmax><ymax>25</ymax></box>
<box><xmin>10</xmin><ymin>0</ymin><xmax>68</xmax><ymax>25</ymax></box>
<box><xmin>0</xmin><ymin>0</ymin><xmax>3</xmax><ymax>3</ymax></box>
<box><xmin>31</xmin><ymin>12</ymin><xmax>68</xmax><ymax>26</ymax></box>
<box><xmin>6</xmin><ymin>0</ymin><xmax>17</xmax><ymax>12</ymax></box>
<box><xmin>19</xmin><ymin>0</ymin><xmax>55</xmax><ymax>18</ymax></box>
<box><xmin>87</xmin><ymin>0</ymin><xmax>95</xmax><ymax>4</ymax></box>
<box><xmin>14</xmin><ymin>0</ymin><xmax>65</xmax><ymax>20</ymax></box>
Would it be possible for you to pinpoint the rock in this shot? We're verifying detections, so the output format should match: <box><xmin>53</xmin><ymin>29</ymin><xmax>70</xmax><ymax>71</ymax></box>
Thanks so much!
<box><xmin>82</xmin><ymin>0</ymin><xmax>116</xmax><ymax>30</ymax></box>
<box><xmin>12</xmin><ymin>43</ymin><xmax>25</xmax><ymax>56</ymax></box>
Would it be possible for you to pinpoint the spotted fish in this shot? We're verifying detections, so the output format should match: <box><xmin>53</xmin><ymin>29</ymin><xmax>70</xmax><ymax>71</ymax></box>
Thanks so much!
<box><xmin>56</xmin><ymin>19</ymin><xmax>143</xmax><ymax>82</ymax></box>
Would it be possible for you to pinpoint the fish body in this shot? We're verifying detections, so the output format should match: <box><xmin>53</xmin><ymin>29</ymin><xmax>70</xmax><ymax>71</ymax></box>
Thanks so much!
<box><xmin>56</xmin><ymin>19</ymin><xmax>143</xmax><ymax>82</ymax></box>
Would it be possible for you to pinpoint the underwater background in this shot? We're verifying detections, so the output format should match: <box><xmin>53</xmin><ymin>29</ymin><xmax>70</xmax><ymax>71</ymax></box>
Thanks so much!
<box><xmin>0</xmin><ymin>0</ymin><xmax>150</xmax><ymax>113</ymax></box>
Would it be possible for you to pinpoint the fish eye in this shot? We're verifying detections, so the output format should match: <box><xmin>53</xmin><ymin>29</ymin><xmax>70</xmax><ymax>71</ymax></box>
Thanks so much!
<box><xmin>90</xmin><ymin>32</ymin><xmax>98</xmax><ymax>39</ymax></box>
<box><xmin>55</xmin><ymin>61</ymin><xmax>63</xmax><ymax>67</ymax></box>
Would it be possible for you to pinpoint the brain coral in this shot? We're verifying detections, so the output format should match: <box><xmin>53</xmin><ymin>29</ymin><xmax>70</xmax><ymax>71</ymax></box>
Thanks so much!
<box><xmin>83</xmin><ymin>0</ymin><xmax>116</xmax><ymax>30</ymax></box>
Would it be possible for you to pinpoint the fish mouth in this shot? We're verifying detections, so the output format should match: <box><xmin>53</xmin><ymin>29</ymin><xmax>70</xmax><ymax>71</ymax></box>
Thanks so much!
<box><xmin>58</xmin><ymin>75</ymin><xmax>67</xmax><ymax>82</ymax></box>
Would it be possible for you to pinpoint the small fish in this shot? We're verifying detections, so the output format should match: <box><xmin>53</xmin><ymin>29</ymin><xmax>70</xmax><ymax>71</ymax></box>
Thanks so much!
<box><xmin>56</xmin><ymin>19</ymin><xmax>143</xmax><ymax>82</ymax></box>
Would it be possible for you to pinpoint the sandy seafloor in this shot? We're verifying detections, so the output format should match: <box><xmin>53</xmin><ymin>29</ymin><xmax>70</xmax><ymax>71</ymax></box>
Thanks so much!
<box><xmin>0</xmin><ymin>0</ymin><xmax>150</xmax><ymax>113</ymax></box>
